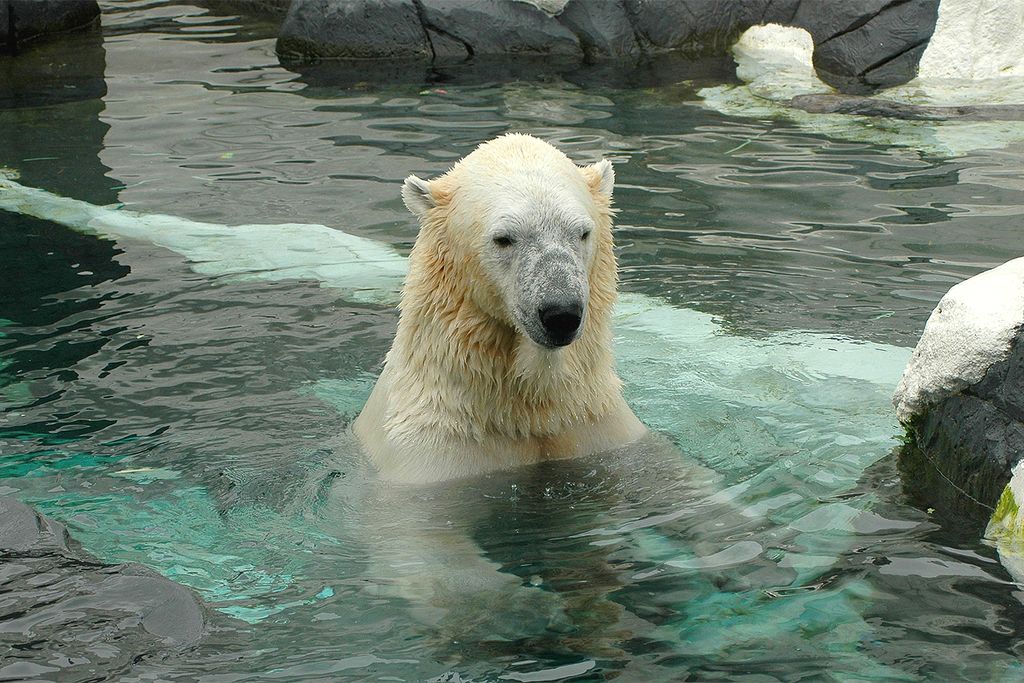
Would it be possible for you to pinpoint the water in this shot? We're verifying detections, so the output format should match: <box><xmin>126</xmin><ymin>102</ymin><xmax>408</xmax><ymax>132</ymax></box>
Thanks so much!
<box><xmin>3</xmin><ymin>2</ymin><xmax>1024</xmax><ymax>680</ymax></box>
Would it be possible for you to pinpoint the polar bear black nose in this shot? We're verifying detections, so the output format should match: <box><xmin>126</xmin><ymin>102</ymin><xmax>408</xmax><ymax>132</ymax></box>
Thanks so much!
<box><xmin>538</xmin><ymin>303</ymin><xmax>583</xmax><ymax>346</ymax></box>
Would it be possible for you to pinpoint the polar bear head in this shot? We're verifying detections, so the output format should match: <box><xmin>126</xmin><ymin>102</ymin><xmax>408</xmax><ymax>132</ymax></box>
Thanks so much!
<box><xmin>399</xmin><ymin>133</ymin><xmax>616</xmax><ymax>352</ymax></box>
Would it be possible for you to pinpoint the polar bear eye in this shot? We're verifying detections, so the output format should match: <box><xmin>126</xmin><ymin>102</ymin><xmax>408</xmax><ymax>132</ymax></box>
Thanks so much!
<box><xmin>493</xmin><ymin>235</ymin><xmax>515</xmax><ymax>247</ymax></box>
<box><xmin>580</xmin><ymin>230</ymin><xmax>591</xmax><ymax>242</ymax></box>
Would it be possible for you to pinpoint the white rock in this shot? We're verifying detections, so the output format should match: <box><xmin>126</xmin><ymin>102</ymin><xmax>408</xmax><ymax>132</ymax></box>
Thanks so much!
<box><xmin>729</xmin><ymin>24</ymin><xmax>822</xmax><ymax>101</ymax></box>
<box><xmin>918</xmin><ymin>0</ymin><xmax>1024</xmax><ymax>81</ymax></box>
<box><xmin>700</xmin><ymin>16</ymin><xmax>1024</xmax><ymax>156</ymax></box>
<box><xmin>988</xmin><ymin>461</ymin><xmax>1024</xmax><ymax>585</ymax></box>
<box><xmin>893</xmin><ymin>257</ymin><xmax>1024</xmax><ymax>424</ymax></box>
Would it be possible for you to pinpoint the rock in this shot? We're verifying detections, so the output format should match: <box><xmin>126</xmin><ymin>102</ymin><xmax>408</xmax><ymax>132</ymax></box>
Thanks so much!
<box><xmin>418</xmin><ymin>0</ymin><xmax>581</xmax><ymax>57</ymax></box>
<box><xmin>917</xmin><ymin>0</ymin><xmax>1024</xmax><ymax>80</ymax></box>
<box><xmin>987</xmin><ymin>462</ymin><xmax>1024</xmax><ymax>582</ymax></box>
<box><xmin>789</xmin><ymin>93</ymin><xmax>1024</xmax><ymax>122</ymax></box>
<box><xmin>0</xmin><ymin>0</ymin><xmax>99</xmax><ymax>54</ymax></box>
<box><xmin>623</xmin><ymin>0</ymin><xmax>767</xmax><ymax>53</ymax></box>
<box><xmin>277</xmin><ymin>0</ymin><xmax>582</xmax><ymax>63</ymax></box>
<box><xmin>425</xmin><ymin>25</ymin><xmax>470</xmax><ymax>61</ymax></box>
<box><xmin>894</xmin><ymin>257</ymin><xmax>1024</xmax><ymax>520</ymax></box>
<box><xmin>894</xmin><ymin>258</ymin><xmax>1024</xmax><ymax>425</ymax></box>
<box><xmin>0</xmin><ymin>495</ymin><xmax>208</xmax><ymax>657</ymax></box>
<box><xmin>556</xmin><ymin>0</ymin><xmax>641</xmax><ymax>60</ymax></box>
<box><xmin>273</xmin><ymin>0</ymin><xmax>941</xmax><ymax>94</ymax></box>
<box><xmin>277</xmin><ymin>0</ymin><xmax>430</xmax><ymax>61</ymax></box>
<box><xmin>0</xmin><ymin>495</ymin><xmax>72</xmax><ymax>552</ymax></box>
<box><xmin>793</xmin><ymin>0</ymin><xmax>940</xmax><ymax>94</ymax></box>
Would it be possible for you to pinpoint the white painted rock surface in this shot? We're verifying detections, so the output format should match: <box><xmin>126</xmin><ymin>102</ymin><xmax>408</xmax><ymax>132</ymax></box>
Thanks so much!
<box><xmin>987</xmin><ymin>461</ymin><xmax>1024</xmax><ymax>584</ymax></box>
<box><xmin>893</xmin><ymin>257</ymin><xmax>1024</xmax><ymax>424</ymax></box>
<box><xmin>918</xmin><ymin>0</ymin><xmax>1024</xmax><ymax>81</ymax></box>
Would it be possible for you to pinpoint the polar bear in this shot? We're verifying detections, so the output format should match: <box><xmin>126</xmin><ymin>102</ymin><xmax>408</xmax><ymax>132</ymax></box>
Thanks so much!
<box><xmin>354</xmin><ymin>133</ymin><xmax>647</xmax><ymax>484</ymax></box>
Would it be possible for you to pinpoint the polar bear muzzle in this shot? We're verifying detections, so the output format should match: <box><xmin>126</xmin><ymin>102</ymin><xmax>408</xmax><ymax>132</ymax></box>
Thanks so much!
<box><xmin>538</xmin><ymin>300</ymin><xmax>583</xmax><ymax>347</ymax></box>
<box><xmin>513</xmin><ymin>237</ymin><xmax>590</xmax><ymax>349</ymax></box>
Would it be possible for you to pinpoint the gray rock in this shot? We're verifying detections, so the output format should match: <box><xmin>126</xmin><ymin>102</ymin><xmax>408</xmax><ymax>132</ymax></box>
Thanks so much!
<box><xmin>898</xmin><ymin>391</ymin><xmax>1024</xmax><ymax>521</ymax></box>
<box><xmin>0</xmin><ymin>494</ymin><xmax>208</xmax><ymax>659</ymax></box>
<box><xmin>791</xmin><ymin>0</ymin><xmax>894</xmax><ymax>42</ymax></box>
<box><xmin>623</xmin><ymin>0</ymin><xmax>765</xmax><ymax>53</ymax></box>
<box><xmin>894</xmin><ymin>258</ymin><xmax>1024</xmax><ymax>521</ymax></box>
<box><xmin>796</xmin><ymin>0</ymin><xmax>940</xmax><ymax>93</ymax></box>
<box><xmin>0</xmin><ymin>0</ymin><xmax>99</xmax><ymax>53</ymax></box>
<box><xmin>554</xmin><ymin>0</ymin><xmax>641</xmax><ymax>60</ymax></box>
<box><xmin>859</xmin><ymin>39</ymin><xmax>929</xmax><ymax>90</ymax></box>
<box><xmin>277</xmin><ymin>0</ymin><xmax>430</xmax><ymax>61</ymax></box>
<box><xmin>418</xmin><ymin>0</ymin><xmax>581</xmax><ymax>57</ymax></box>
<box><xmin>0</xmin><ymin>495</ymin><xmax>71</xmax><ymax>553</ymax></box>
<box><xmin>789</xmin><ymin>94</ymin><xmax>1024</xmax><ymax>122</ymax></box>
<box><xmin>426</xmin><ymin>25</ymin><xmax>470</xmax><ymax>60</ymax></box>
<box><xmin>760</xmin><ymin>0</ymin><xmax>803</xmax><ymax>24</ymax></box>
<box><xmin>273</xmin><ymin>0</ymin><xmax>939</xmax><ymax>94</ymax></box>
<box><xmin>278</xmin><ymin>0</ymin><xmax>582</xmax><ymax>62</ymax></box>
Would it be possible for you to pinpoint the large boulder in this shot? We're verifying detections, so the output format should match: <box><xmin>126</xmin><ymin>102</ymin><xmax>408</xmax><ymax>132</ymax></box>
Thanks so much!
<box><xmin>792</xmin><ymin>0</ymin><xmax>939</xmax><ymax>93</ymax></box>
<box><xmin>556</xmin><ymin>0</ymin><xmax>641</xmax><ymax>60</ymax></box>
<box><xmin>0</xmin><ymin>0</ymin><xmax>99</xmax><ymax>53</ymax></box>
<box><xmin>277</xmin><ymin>0</ymin><xmax>431</xmax><ymax>60</ymax></box>
<box><xmin>274</xmin><ymin>0</ymin><xmax>938</xmax><ymax>94</ymax></box>
<box><xmin>623</xmin><ymin>0</ymin><xmax>765</xmax><ymax>53</ymax></box>
<box><xmin>0</xmin><ymin>495</ymin><xmax>209</xmax><ymax>674</ymax></box>
<box><xmin>893</xmin><ymin>257</ymin><xmax>1024</xmax><ymax>521</ymax></box>
<box><xmin>278</xmin><ymin>0</ymin><xmax>582</xmax><ymax>63</ymax></box>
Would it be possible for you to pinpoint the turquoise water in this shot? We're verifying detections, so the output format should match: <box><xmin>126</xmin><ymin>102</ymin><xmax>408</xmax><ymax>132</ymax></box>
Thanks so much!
<box><xmin>3</xmin><ymin>2</ymin><xmax>1024</xmax><ymax>680</ymax></box>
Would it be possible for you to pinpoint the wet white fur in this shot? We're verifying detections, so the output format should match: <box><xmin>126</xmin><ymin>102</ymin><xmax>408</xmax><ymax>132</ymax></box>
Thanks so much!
<box><xmin>354</xmin><ymin>134</ymin><xmax>646</xmax><ymax>483</ymax></box>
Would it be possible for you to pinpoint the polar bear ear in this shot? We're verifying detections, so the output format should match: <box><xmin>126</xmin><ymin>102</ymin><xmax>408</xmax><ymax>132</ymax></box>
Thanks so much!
<box><xmin>402</xmin><ymin>175</ymin><xmax>436</xmax><ymax>217</ymax></box>
<box><xmin>582</xmin><ymin>159</ymin><xmax>615</xmax><ymax>198</ymax></box>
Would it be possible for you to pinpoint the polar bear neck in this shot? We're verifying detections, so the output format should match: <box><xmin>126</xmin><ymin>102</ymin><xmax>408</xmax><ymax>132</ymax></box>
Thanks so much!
<box><xmin>385</xmin><ymin>212</ymin><xmax>623</xmax><ymax>444</ymax></box>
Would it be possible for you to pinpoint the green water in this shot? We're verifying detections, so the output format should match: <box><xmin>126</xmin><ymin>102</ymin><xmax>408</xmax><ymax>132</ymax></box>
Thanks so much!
<box><xmin>3</xmin><ymin>2</ymin><xmax>1024</xmax><ymax>680</ymax></box>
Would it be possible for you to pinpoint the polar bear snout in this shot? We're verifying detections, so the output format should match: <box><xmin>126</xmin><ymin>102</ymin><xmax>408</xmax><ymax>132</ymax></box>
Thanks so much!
<box><xmin>538</xmin><ymin>301</ymin><xmax>583</xmax><ymax>347</ymax></box>
<box><xmin>516</xmin><ymin>244</ymin><xmax>589</xmax><ymax>349</ymax></box>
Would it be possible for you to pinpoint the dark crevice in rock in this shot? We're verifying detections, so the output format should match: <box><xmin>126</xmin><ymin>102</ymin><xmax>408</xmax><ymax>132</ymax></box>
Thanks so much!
<box><xmin>411</xmin><ymin>0</ymin><xmax>474</xmax><ymax>61</ymax></box>
<box><xmin>793</xmin><ymin>0</ymin><xmax>808</xmax><ymax>24</ymax></box>
<box><xmin>555</xmin><ymin>0</ymin><xmax>647</xmax><ymax>63</ymax></box>
<box><xmin>817</xmin><ymin>0</ymin><xmax>914</xmax><ymax>47</ymax></box>
<box><xmin>861</xmin><ymin>35</ymin><xmax>929</xmax><ymax>78</ymax></box>
<box><xmin>409</xmin><ymin>0</ymin><xmax>436</xmax><ymax>60</ymax></box>
<box><xmin>676</xmin><ymin>0</ymin><xmax>699</xmax><ymax>27</ymax></box>
<box><xmin>433</xmin><ymin>24</ymin><xmax>474</xmax><ymax>59</ymax></box>
<box><xmin>3</xmin><ymin>2</ymin><xmax>18</xmax><ymax>56</ymax></box>
<box><xmin>618</xmin><ymin>0</ymin><xmax>650</xmax><ymax>57</ymax></box>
